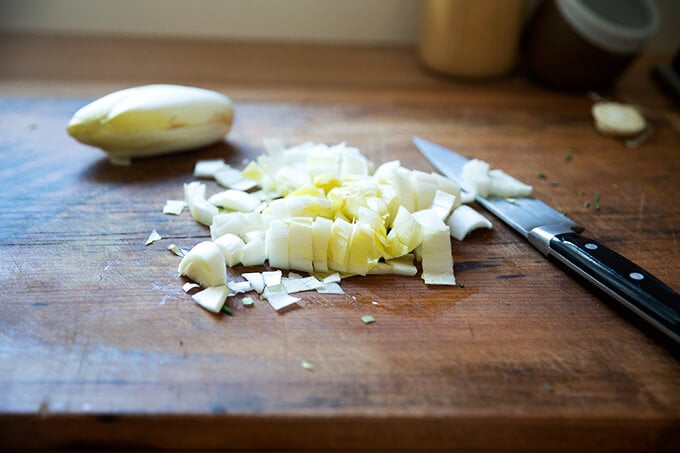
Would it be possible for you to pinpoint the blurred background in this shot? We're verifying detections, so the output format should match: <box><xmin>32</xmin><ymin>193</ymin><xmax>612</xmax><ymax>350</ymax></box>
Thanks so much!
<box><xmin>0</xmin><ymin>0</ymin><xmax>678</xmax><ymax>54</ymax></box>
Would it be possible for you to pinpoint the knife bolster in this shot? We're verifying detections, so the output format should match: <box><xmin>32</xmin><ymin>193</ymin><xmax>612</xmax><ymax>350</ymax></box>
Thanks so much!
<box><xmin>528</xmin><ymin>223</ymin><xmax>579</xmax><ymax>255</ymax></box>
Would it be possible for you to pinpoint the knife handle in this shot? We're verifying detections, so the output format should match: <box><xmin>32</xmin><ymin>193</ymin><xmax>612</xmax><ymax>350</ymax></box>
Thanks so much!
<box><xmin>548</xmin><ymin>232</ymin><xmax>680</xmax><ymax>343</ymax></box>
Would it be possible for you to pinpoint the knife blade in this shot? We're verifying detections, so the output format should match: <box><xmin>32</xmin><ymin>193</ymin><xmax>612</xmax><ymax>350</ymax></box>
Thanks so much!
<box><xmin>413</xmin><ymin>136</ymin><xmax>680</xmax><ymax>344</ymax></box>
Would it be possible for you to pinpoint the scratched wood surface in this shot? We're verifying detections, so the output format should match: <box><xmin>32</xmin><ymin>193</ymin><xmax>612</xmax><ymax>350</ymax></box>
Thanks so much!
<box><xmin>0</xmin><ymin>33</ymin><xmax>679</xmax><ymax>451</ymax></box>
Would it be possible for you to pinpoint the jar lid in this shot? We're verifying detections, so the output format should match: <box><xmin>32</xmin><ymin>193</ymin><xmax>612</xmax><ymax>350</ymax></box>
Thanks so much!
<box><xmin>556</xmin><ymin>0</ymin><xmax>659</xmax><ymax>54</ymax></box>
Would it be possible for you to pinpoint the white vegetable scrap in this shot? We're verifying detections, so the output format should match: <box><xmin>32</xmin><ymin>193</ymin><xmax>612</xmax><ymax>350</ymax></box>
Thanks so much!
<box><xmin>281</xmin><ymin>276</ymin><xmax>324</xmax><ymax>294</ymax></box>
<box><xmin>182</xmin><ymin>282</ymin><xmax>200</xmax><ymax>293</ymax></box>
<box><xmin>592</xmin><ymin>101</ymin><xmax>646</xmax><ymax>138</ymax></box>
<box><xmin>208</xmin><ymin>189</ymin><xmax>260</xmax><ymax>212</ymax></box>
<box><xmin>262</xmin><ymin>270</ymin><xmax>283</xmax><ymax>287</ymax></box>
<box><xmin>241</xmin><ymin>296</ymin><xmax>255</xmax><ymax>306</ymax></box>
<box><xmin>227</xmin><ymin>280</ymin><xmax>252</xmax><ymax>294</ymax></box>
<box><xmin>163</xmin><ymin>199</ymin><xmax>187</xmax><ymax>216</ymax></box>
<box><xmin>461</xmin><ymin>159</ymin><xmax>532</xmax><ymax>198</ymax></box>
<box><xmin>316</xmin><ymin>282</ymin><xmax>345</xmax><ymax>295</ymax></box>
<box><xmin>214</xmin><ymin>233</ymin><xmax>245</xmax><ymax>267</ymax></box>
<box><xmin>413</xmin><ymin>209</ymin><xmax>456</xmax><ymax>285</ymax></box>
<box><xmin>214</xmin><ymin>165</ymin><xmax>258</xmax><ymax>191</ymax></box>
<box><xmin>184</xmin><ymin>181</ymin><xmax>218</xmax><ymax>226</ymax></box>
<box><xmin>191</xmin><ymin>285</ymin><xmax>229</xmax><ymax>313</ymax></box>
<box><xmin>263</xmin><ymin>286</ymin><xmax>300</xmax><ymax>311</ymax></box>
<box><xmin>178</xmin><ymin>241</ymin><xmax>227</xmax><ymax>288</ymax></box>
<box><xmin>447</xmin><ymin>205</ymin><xmax>493</xmax><ymax>241</ymax></box>
<box><xmin>194</xmin><ymin>159</ymin><xmax>226</xmax><ymax>178</ymax></box>
<box><xmin>242</xmin><ymin>272</ymin><xmax>266</xmax><ymax>294</ymax></box>
<box><xmin>167</xmin><ymin>243</ymin><xmax>186</xmax><ymax>257</ymax></box>
<box><xmin>145</xmin><ymin>229</ymin><xmax>162</xmax><ymax>246</ymax></box>
<box><xmin>322</xmin><ymin>273</ymin><xmax>342</xmax><ymax>284</ymax></box>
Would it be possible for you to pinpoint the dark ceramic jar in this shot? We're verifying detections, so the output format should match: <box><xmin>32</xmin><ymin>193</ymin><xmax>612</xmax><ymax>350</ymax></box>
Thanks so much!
<box><xmin>523</xmin><ymin>0</ymin><xmax>659</xmax><ymax>90</ymax></box>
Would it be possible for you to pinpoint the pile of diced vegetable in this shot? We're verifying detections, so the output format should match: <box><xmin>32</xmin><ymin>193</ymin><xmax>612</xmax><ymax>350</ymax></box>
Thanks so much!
<box><xmin>165</xmin><ymin>139</ymin><xmax>527</xmax><ymax>314</ymax></box>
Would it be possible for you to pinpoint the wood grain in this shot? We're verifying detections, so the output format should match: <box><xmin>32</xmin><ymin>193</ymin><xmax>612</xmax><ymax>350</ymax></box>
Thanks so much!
<box><xmin>0</xmin><ymin>33</ymin><xmax>679</xmax><ymax>451</ymax></box>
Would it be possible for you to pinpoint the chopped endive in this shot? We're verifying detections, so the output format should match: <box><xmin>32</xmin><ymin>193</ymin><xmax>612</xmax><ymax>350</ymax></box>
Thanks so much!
<box><xmin>263</xmin><ymin>286</ymin><xmax>300</xmax><ymax>311</ymax></box>
<box><xmin>316</xmin><ymin>282</ymin><xmax>345</xmax><ymax>294</ymax></box>
<box><xmin>461</xmin><ymin>159</ymin><xmax>533</xmax><ymax>198</ymax></box>
<box><xmin>385</xmin><ymin>206</ymin><xmax>423</xmax><ymax>258</ymax></box>
<box><xmin>178</xmin><ymin>241</ymin><xmax>227</xmax><ymax>287</ymax></box>
<box><xmin>167</xmin><ymin>243</ymin><xmax>186</xmax><ymax>257</ymax></box>
<box><xmin>447</xmin><ymin>205</ymin><xmax>493</xmax><ymax>241</ymax></box>
<box><xmin>322</xmin><ymin>272</ymin><xmax>341</xmax><ymax>284</ymax></box>
<box><xmin>182</xmin><ymin>282</ymin><xmax>200</xmax><ymax>293</ymax></box>
<box><xmin>361</xmin><ymin>315</ymin><xmax>376</xmax><ymax>324</ymax></box>
<box><xmin>192</xmin><ymin>285</ymin><xmax>229</xmax><ymax>313</ymax></box>
<box><xmin>163</xmin><ymin>199</ymin><xmax>187</xmax><ymax>216</ymax></box>
<box><xmin>262</xmin><ymin>270</ymin><xmax>283</xmax><ymax>287</ymax></box>
<box><xmin>287</xmin><ymin>217</ymin><xmax>314</xmax><ymax>273</ymax></box>
<box><xmin>327</xmin><ymin>218</ymin><xmax>353</xmax><ymax>273</ymax></box>
<box><xmin>430</xmin><ymin>190</ymin><xmax>457</xmax><ymax>220</ymax></box>
<box><xmin>208</xmin><ymin>189</ymin><xmax>260</xmax><ymax>212</ymax></box>
<box><xmin>460</xmin><ymin>159</ymin><xmax>491</xmax><ymax>197</ymax></box>
<box><xmin>145</xmin><ymin>229</ymin><xmax>162</xmax><ymax>246</ymax></box>
<box><xmin>367</xmin><ymin>254</ymin><xmax>418</xmax><ymax>276</ymax></box>
<box><xmin>311</xmin><ymin>217</ymin><xmax>333</xmax><ymax>273</ymax></box>
<box><xmin>184</xmin><ymin>181</ymin><xmax>218</xmax><ymax>226</ymax></box>
<box><xmin>227</xmin><ymin>280</ymin><xmax>252</xmax><ymax>294</ymax></box>
<box><xmin>281</xmin><ymin>276</ymin><xmax>324</xmax><ymax>294</ymax></box>
<box><xmin>266</xmin><ymin>220</ymin><xmax>290</xmax><ymax>270</ymax></box>
<box><xmin>347</xmin><ymin>222</ymin><xmax>379</xmax><ymax>275</ymax></box>
<box><xmin>413</xmin><ymin>209</ymin><xmax>456</xmax><ymax>286</ymax></box>
<box><xmin>410</xmin><ymin>170</ymin><xmax>440</xmax><ymax>211</ymax></box>
<box><xmin>214</xmin><ymin>165</ymin><xmax>258</xmax><ymax>191</ymax></box>
<box><xmin>241</xmin><ymin>296</ymin><xmax>255</xmax><ymax>306</ymax></box>
<box><xmin>214</xmin><ymin>233</ymin><xmax>245</xmax><ymax>267</ymax></box>
<box><xmin>241</xmin><ymin>237</ymin><xmax>266</xmax><ymax>266</ymax></box>
<box><xmin>488</xmin><ymin>169</ymin><xmax>532</xmax><ymax>198</ymax></box>
<box><xmin>194</xmin><ymin>159</ymin><xmax>226</xmax><ymax>178</ymax></box>
<box><xmin>242</xmin><ymin>272</ymin><xmax>265</xmax><ymax>293</ymax></box>
<box><xmin>211</xmin><ymin>211</ymin><xmax>268</xmax><ymax>241</ymax></box>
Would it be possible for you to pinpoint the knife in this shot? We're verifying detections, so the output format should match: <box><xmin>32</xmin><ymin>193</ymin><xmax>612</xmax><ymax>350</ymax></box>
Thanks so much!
<box><xmin>413</xmin><ymin>136</ymin><xmax>680</xmax><ymax>344</ymax></box>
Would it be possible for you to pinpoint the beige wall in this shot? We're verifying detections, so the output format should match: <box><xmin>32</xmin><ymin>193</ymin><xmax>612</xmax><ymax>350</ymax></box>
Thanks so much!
<box><xmin>0</xmin><ymin>0</ymin><xmax>677</xmax><ymax>53</ymax></box>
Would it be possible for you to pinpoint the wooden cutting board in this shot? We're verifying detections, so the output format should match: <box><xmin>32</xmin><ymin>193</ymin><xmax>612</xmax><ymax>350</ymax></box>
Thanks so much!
<box><xmin>0</xmin><ymin>95</ymin><xmax>678</xmax><ymax>451</ymax></box>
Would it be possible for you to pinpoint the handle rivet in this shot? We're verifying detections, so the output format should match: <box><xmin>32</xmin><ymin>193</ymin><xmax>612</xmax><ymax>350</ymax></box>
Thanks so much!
<box><xmin>629</xmin><ymin>272</ymin><xmax>644</xmax><ymax>281</ymax></box>
<box><xmin>585</xmin><ymin>243</ymin><xmax>598</xmax><ymax>250</ymax></box>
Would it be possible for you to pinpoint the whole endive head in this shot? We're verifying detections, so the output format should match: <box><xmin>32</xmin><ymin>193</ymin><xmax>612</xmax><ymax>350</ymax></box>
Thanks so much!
<box><xmin>66</xmin><ymin>84</ymin><xmax>234</xmax><ymax>165</ymax></box>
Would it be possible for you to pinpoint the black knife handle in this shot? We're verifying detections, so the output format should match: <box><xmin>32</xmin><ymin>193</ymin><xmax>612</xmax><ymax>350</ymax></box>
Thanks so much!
<box><xmin>548</xmin><ymin>232</ymin><xmax>680</xmax><ymax>343</ymax></box>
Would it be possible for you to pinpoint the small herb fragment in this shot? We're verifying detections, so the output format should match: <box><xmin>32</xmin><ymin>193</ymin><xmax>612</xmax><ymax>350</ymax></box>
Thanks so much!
<box><xmin>564</xmin><ymin>152</ymin><xmax>573</xmax><ymax>163</ymax></box>
<box><xmin>583</xmin><ymin>201</ymin><xmax>590</xmax><ymax>208</ymax></box>
<box><xmin>593</xmin><ymin>193</ymin><xmax>600</xmax><ymax>210</ymax></box>
<box><xmin>536</xmin><ymin>172</ymin><xmax>547</xmax><ymax>180</ymax></box>
<box><xmin>544</xmin><ymin>383</ymin><xmax>554</xmax><ymax>393</ymax></box>
<box><xmin>222</xmin><ymin>305</ymin><xmax>233</xmax><ymax>315</ymax></box>
<box><xmin>458</xmin><ymin>283</ymin><xmax>465</xmax><ymax>288</ymax></box>
<box><xmin>301</xmin><ymin>360</ymin><xmax>314</xmax><ymax>371</ymax></box>
<box><xmin>361</xmin><ymin>315</ymin><xmax>375</xmax><ymax>324</ymax></box>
